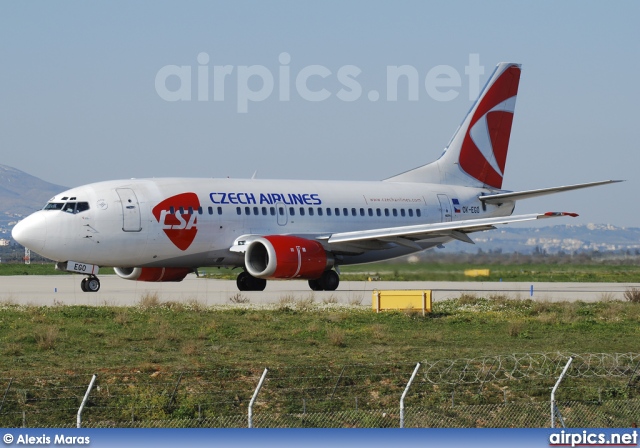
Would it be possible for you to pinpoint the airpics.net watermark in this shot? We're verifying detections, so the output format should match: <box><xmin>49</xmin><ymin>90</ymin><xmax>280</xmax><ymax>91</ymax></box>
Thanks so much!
<box><xmin>155</xmin><ymin>53</ymin><xmax>485</xmax><ymax>113</ymax></box>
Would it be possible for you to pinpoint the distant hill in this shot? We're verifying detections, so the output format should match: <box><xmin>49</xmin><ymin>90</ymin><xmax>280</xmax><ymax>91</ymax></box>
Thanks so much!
<box><xmin>0</xmin><ymin>164</ymin><xmax>67</xmax><ymax>218</ymax></box>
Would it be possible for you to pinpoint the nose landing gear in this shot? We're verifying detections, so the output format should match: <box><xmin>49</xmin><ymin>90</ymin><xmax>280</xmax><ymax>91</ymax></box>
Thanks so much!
<box><xmin>80</xmin><ymin>275</ymin><xmax>101</xmax><ymax>292</ymax></box>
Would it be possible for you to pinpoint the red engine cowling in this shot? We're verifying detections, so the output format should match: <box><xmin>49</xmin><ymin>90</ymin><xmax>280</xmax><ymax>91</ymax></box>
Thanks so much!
<box><xmin>245</xmin><ymin>235</ymin><xmax>333</xmax><ymax>279</ymax></box>
<box><xmin>114</xmin><ymin>267</ymin><xmax>193</xmax><ymax>282</ymax></box>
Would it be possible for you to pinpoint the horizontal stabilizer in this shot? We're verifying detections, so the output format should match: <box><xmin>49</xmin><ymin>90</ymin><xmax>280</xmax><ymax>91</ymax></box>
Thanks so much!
<box><xmin>479</xmin><ymin>180</ymin><xmax>623</xmax><ymax>204</ymax></box>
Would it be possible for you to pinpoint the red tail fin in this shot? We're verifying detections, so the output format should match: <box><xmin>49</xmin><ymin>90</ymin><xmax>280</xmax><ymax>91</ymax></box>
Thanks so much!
<box><xmin>386</xmin><ymin>63</ymin><xmax>521</xmax><ymax>189</ymax></box>
<box><xmin>458</xmin><ymin>64</ymin><xmax>521</xmax><ymax>189</ymax></box>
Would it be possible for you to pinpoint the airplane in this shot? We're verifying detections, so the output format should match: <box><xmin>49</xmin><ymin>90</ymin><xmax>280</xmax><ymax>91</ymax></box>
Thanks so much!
<box><xmin>11</xmin><ymin>62</ymin><xmax>620</xmax><ymax>293</ymax></box>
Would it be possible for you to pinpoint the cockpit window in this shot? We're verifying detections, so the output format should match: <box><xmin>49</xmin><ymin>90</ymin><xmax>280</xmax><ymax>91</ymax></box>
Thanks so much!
<box><xmin>44</xmin><ymin>202</ymin><xmax>64</xmax><ymax>211</ymax></box>
<box><xmin>76</xmin><ymin>202</ymin><xmax>90</xmax><ymax>213</ymax></box>
<box><xmin>63</xmin><ymin>202</ymin><xmax>76</xmax><ymax>213</ymax></box>
<box><xmin>44</xmin><ymin>201</ymin><xmax>90</xmax><ymax>214</ymax></box>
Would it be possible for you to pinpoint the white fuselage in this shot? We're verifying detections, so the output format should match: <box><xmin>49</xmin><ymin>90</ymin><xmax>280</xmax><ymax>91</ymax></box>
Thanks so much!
<box><xmin>18</xmin><ymin>177</ymin><xmax>513</xmax><ymax>269</ymax></box>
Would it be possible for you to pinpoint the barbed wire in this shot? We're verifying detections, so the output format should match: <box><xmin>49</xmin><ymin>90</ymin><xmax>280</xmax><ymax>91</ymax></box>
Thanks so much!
<box><xmin>421</xmin><ymin>352</ymin><xmax>640</xmax><ymax>385</ymax></box>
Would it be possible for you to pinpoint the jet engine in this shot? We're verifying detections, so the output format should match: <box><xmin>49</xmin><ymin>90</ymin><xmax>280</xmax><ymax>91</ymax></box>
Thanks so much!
<box><xmin>114</xmin><ymin>267</ymin><xmax>193</xmax><ymax>282</ymax></box>
<box><xmin>245</xmin><ymin>235</ymin><xmax>333</xmax><ymax>279</ymax></box>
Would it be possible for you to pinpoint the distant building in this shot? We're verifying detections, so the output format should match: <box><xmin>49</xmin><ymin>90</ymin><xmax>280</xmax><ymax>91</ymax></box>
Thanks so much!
<box><xmin>0</xmin><ymin>239</ymin><xmax>9</xmax><ymax>247</ymax></box>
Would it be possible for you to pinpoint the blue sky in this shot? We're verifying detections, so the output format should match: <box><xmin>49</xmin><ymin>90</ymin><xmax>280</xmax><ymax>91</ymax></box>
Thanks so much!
<box><xmin>1</xmin><ymin>1</ymin><xmax>638</xmax><ymax>226</ymax></box>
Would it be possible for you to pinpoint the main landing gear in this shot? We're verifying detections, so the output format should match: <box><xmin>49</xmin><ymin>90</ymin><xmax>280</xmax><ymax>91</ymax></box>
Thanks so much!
<box><xmin>236</xmin><ymin>271</ymin><xmax>267</xmax><ymax>291</ymax></box>
<box><xmin>80</xmin><ymin>275</ymin><xmax>101</xmax><ymax>292</ymax></box>
<box><xmin>235</xmin><ymin>270</ymin><xmax>340</xmax><ymax>292</ymax></box>
<box><xmin>308</xmin><ymin>270</ymin><xmax>339</xmax><ymax>291</ymax></box>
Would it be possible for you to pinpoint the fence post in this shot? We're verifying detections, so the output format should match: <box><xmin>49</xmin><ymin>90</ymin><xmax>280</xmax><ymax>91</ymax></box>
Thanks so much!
<box><xmin>248</xmin><ymin>368</ymin><xmax>268</xmax><ymax>428</ymax></box>
<box><xmin>0</xmin><ymin>378</ymin><xmax>13</xmax><ymax>413</ymax></box>
<box><xmin>400</xmin><ymin>363</ymin><xmax>421</xmax><ymax>428</ymax></box>
<box><xmin>77</xmin><ymin>374</ymin><xmax>97</xmax><ymax>428</ymax></box>
<box><xmin>551</xmin><ymin>357</ymin><xmax>573</xmax><ymax>428</ymax></box>
<box><xmin>166</xmin><ymin>371</ymin><xmax>183</xmax><ymax>411</ymax></box>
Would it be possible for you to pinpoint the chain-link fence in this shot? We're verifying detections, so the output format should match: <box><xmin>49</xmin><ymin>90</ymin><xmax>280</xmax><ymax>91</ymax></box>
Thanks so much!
<box><xmin>2</xmin><ymin>353</ymin><xmax>639</xmax><ymax>428</ymax></box>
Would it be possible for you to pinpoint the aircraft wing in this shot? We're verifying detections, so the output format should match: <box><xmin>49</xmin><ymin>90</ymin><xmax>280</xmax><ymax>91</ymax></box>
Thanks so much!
<box><xmin>479</xmin><ymin>180</ymin><xmax>622</xmax><ymax>204</ymax></box>
<box><xmin>324</xmin><ymin>212</ymin><xmax>578</xmax><ymax>249</ymax></box>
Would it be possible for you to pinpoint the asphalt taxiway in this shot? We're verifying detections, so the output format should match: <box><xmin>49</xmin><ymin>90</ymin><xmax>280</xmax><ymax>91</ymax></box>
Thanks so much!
<box><xmin>0</xmin><ymin>275</ymin><xmax>637</xmax><ymax>306</ymax></box>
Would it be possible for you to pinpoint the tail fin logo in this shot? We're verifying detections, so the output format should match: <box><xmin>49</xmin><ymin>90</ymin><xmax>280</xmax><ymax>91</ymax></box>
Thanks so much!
<box><xmin>152</xmin><ymin>193</ymin><xmax>200</xmax><ymax>251</ymax></box>
<box><xmin>459</xmin><ymin>64</ymin><xmax>521</xmax><ymax>189</ymax></box>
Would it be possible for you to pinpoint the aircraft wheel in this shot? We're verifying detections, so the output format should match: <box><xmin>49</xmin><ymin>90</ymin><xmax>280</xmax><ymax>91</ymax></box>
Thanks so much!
<box><xmin>80</xmin><ymin>278</ymin><xmax>88</xmax><ymax>292</ymax></box>
<box><xmin>251</xmin><ymin>277</ymin><xmax>267</xmax><ymax>291</ymax></box>
<box><xmin>86</xmin><ymin>277</ymin><xmax>101</xmax><ymax>292</ymax></box>
<box><xmin>319</xmin><ymin>270</ymin><xmax>339</xmax><ymax>291</ymax></box>
<box><xmin>308</xmin><ymin>279</ymin><xmax>323</xmax><ymax>291</ymax></box>
<box><xmin>237</xmin><ymin>272</ymin><xmax>267</xmax><ymax>291</ymax></box>
<box><xmin>237</xmin><ymin>272</ymin><xmax>251</xmax><ymax>291</ymax></box>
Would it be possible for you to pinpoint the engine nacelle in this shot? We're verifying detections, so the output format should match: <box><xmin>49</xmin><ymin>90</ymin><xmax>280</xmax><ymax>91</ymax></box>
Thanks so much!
<box><xmin>114</xmin><ymin>267</ymin><xmax>192</xmax><ymax>282</ymax></box>
<box><xmin>245</xmin><ymin>235</ymin><xmax>333</xmax><ymax>279</ymax></box>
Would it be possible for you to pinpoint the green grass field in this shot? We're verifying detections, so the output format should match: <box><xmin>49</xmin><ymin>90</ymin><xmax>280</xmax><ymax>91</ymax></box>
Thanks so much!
<box><xmin>1</xmin><ymin>293</ymin><xmax>639</xmax><ymax>426</ymax></box>
<box><xmin>2</xmin><ymin>296</ymin><xmax>639</xmax><ymax>374</ymax></box>
<box><xmin>197</xmin><ymin>261</ymin><xmax>640</xmax><ymax>283</ymax></box>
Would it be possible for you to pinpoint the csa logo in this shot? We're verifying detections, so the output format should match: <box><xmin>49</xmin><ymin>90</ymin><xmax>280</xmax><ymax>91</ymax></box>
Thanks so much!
<box><xmin>152</xmin><ymin>193</ymin><xmax>200</xmax><ymax>251</ymax></box>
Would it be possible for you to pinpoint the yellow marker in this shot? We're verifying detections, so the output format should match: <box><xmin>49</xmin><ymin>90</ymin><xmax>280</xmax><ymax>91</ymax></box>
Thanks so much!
<box><xmin>372</xmin><ymin>290</ymin><xmax>432</xmax><ymax>315</ymax></box>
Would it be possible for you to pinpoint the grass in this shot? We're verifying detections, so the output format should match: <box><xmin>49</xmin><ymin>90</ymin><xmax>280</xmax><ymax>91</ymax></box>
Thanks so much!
<box><xmin>0</xmin><ymin>295</ymin><xmax>638</xmax><ymax>427</ymax></box>
<box><xmin>194</xmin><ymin>261</ymin><xmax>640</xmax><ymax>283</ymax></box>
<box><xmin>0</xmin><ymin>263</ymin><xmax>116</xmax><ymax>276</ymax></box>
<box><xmin>0</xmin><ymin>296</ymin><xmax>638</xmax><ymax>375</ymax></box>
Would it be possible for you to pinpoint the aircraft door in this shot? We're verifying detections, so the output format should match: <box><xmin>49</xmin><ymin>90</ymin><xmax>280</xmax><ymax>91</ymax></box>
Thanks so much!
<box><xmin>276</xmin><ymin>202</ymin><xmax>287</xmax><ymax>226</ymax></box>
<box><xmin>116</xmin><ymin>188</ymin><xmax>142</xmax><ymax>232</ymax></box>
<box><xmin>437</xmin><ymin>194</ymin><xmax>452</xmax><ymax>222</ymax></box>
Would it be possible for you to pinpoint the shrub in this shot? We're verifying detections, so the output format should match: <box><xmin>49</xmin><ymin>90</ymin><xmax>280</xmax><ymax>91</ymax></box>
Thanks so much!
<box><xmin>624</xmin><ymin>287</ymin><xmax>640</xmax><ymax>303</ymax></box>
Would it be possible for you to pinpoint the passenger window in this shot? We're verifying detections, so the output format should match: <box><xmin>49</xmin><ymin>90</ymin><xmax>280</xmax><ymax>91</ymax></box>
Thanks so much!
<box><xmin>392</xmin><ymin>209</ymin><xmax>398</xmax><ymax>217</ymax></box>
<box><xmin>245</xmin><ymin>207</ymin><xmax>251</xmax><ymax>215</ymax></box>
<box><xmin>317</xmin><ymin>208</ymin><xmax>323</xmax><ymax>216</ymax></box>
<box><xmin>188</xmin><ymin>207</ymin><xmax>194</xmax><ymax>214</ymax></box>
<box><xmin>262</xmin><ymin>207</ymin><xmax>267</xmax><ymax>216</ymax></box>
<box><xmin>217</xmin><ymin>207</ymin><xmax>222</xmax><ymax>215</ymax></box>
<box><xmin>368</xmin><ymin>208</ymin><xmax>373</xmax><ymax>217</ymax></box>
<box><xmin>179</xmin><ymin>207</ymin><xmax>185</xmax><ymax>214</ymax></box>
<box><xmin>289</xmin><ymin>207</ymin><xmax>295</xmax><ymax>216</ymax></box>
<box><xmin>326</xmin><ymin>208</ymin><xmax>332</xmax><ymax>216</ymax></box>
<box><xmin>408</xmin><ymin>209</ymin><xmax>413</xmax><ymax>217</ymax></box>
<box><xmin>279</xmin><ymin>207</ymin><xmax>285</xmax><ymax>216</ymax></box>
<box><xmin>170</xmin><ymin>206</ymin><xmax>175</xmax><ymax>214</ymax></box>
<box><xmin>351</xmin><ymin>208</ymin><xmax>356</xmax><ymax>216</ymax></box>
<box><xmin>270</xmin><ymin>207</ymin><xmax>276</xmax><ymax>216</ymax></box>
<box><xmin>308</xmin><ymin>207</ymin><xmax>314</xmax><ymax>216</ymax></box>
<box><xmin>384</xmin><ymin>209</ymin><xmax>390</xmax><ymax>217</ymax></box>
<box><xmin>253</xmin><ymin>206</ymin><xmax>259</xmax><ymax>215</ymax></box>
<box><xmin>335</xmin><ymin>208</ymin><xmax>340</xmax><ymax>216</ymax></box>
<box><xmin>416</xmin><ymin>209</ymin><xmax>421</xmax><ymax>217</ymax></box>
<box><xmin>376</xmin><ymin>208</ymin><xmax>381</xmax><ymax>217</ymax></box>
<box><xmin>299</xmin><ymin>207</ymin><xmax>305</xmax><ymax>216</ymax></box>
<box><xmin>236</xmin><ymin>207</ymin><xmax>241</xmax><ymax>215</ymax></box>
<box><xmin>360</xmin><ymin>208</ymin><xmax>365</xmax><ymax>216</ymax></box>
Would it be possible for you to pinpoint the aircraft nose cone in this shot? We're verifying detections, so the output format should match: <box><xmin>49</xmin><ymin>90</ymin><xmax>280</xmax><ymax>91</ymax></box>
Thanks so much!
<box><xmin>12</xmin><ymin>213</ymin><xmax>46</xmax><ymax>252</ymax></box>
